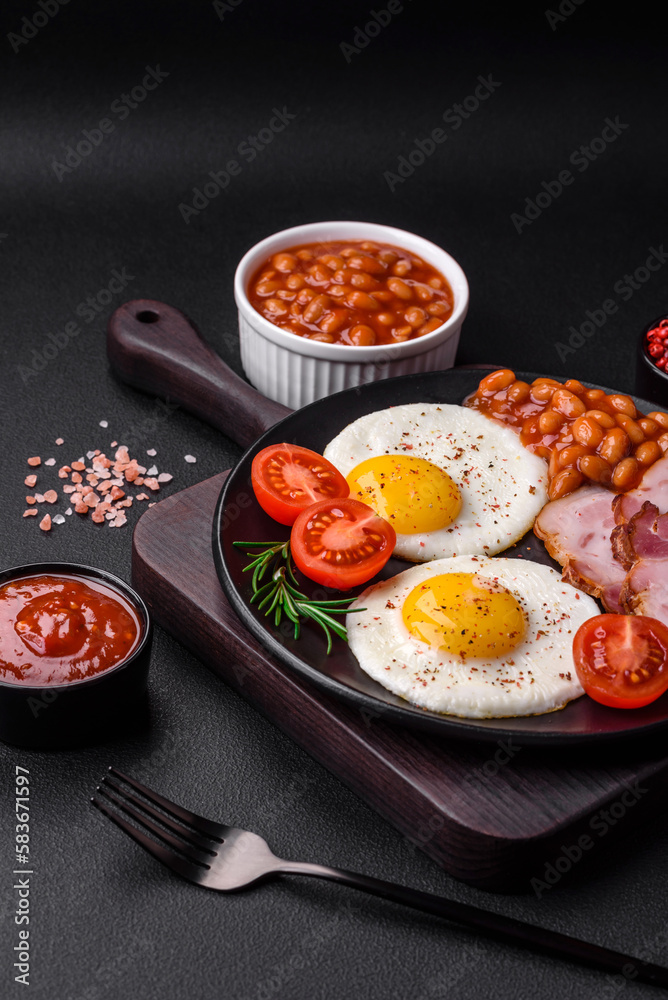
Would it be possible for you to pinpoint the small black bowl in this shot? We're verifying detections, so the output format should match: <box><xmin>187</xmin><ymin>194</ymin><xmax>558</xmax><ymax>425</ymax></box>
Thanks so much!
<box><xmin>636</xmin><ymin>313</ymin><xmax>668</xmax><ymax>407</ymax></box>
<box><xmin>0</xmin><ymin>562</ymin><xmax>152</xmax><ymax>750</ymax></box>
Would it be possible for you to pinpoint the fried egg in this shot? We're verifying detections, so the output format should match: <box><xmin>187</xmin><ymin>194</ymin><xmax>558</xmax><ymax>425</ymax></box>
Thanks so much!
<box><xmin>323</xmin><ymin>403</ymin><xmax>547</xmax><ymax>561</ymax></box>
<box><xmin>347</xmin><ymin>555</ymin><xmax>599</xmax><ymax>718</ymax></box>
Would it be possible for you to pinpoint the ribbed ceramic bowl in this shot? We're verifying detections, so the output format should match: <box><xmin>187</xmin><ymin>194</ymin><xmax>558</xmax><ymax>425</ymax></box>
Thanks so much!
<box><xmin>234</xmin><ymin>221</ymin><xmax>469</xmax><ymax>407</ymax></box>
<box><xmin>0</xmin><ymin>563</ymin><xmax>152</xmax><ymax>749</ymax></box>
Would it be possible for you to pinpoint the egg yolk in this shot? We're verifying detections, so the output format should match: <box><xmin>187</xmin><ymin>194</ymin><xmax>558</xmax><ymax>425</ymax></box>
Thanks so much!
<box><xmin>401</xmin><ymin>572</ymin><xmax>526</xmax><ymax>658</ymax></box>
<box><xmin>346</xmin><ymin>455</ymin><xmax>462</xmax><ymax>535</ymax></box>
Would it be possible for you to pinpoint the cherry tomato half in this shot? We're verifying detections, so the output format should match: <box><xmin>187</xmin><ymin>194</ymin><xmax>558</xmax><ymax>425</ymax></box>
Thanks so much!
<box><xmin>573</xmin><ymin>614</ymin><xmax>668</xmax><ymax>709</ymax></box>
<box><xmin>251</xmin><ymin>444</ymin><xmax>349</xmax><ymax>526</ymax></box>
<box><xmin>290</xmin><ymin>498</ymin><xmax>396</xmax><ymax>590</ymax></box>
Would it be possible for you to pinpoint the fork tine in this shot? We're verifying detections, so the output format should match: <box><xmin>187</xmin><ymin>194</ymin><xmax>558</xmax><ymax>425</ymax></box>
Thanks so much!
<box><xmin>102</xmin><ymin>775</ymin><xmax>218</xmax><ymax>853</ymax></box>
<box><xmin>108</xmin><ymin>767</ymin><xmax>224</xmax><ymax>839</ymax></box>
<box><xmin>96</xmin><ymin>784</ymin><xmax>214</xmax><ymax>868</ymax></box>
<box><xmin>91</xmin><ymin>796</ymin><xmax>204</xmax><ymax>885</ymax></box>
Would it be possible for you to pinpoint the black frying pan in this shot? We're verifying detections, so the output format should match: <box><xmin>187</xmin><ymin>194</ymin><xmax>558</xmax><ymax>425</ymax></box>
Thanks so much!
<box><xmin>107</xmin><ymin>300</ymin><xmax>668</xmax><ymax>745</ymax></box>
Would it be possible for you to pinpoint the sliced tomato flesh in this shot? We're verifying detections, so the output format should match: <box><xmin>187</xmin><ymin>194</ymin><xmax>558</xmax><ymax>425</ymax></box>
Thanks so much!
<box><xmin>251</xmin><ymin>444</ymin><xmax>349</xmax><ymax>525</ymax></box>
<box><xmin>573</xmin><ymin>614</ymin><xmax>668</xmax><ymax>709</ymax></box>
<box><xmin>291</xmin><ymin>498</ymin><xmax>396</xmax><ymax>590</ymax></box>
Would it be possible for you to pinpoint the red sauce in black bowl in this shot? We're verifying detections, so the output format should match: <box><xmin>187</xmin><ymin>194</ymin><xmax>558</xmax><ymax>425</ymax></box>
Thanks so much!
<box><xmin>0</xmin><ymin>574</ymin><xmax>142</xmax><ymax>686</ymax></box>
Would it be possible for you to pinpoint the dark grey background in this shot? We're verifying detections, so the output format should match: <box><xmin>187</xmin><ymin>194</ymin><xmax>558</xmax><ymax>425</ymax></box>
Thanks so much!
<box><xmin>1</xmin><ymin>2</ymin><xmax>668</xmax><ymax>998</ymax></box>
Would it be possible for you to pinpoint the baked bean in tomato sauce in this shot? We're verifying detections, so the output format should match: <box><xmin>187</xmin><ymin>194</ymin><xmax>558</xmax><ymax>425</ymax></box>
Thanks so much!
<box><xmin>247</xmin><ymin>240</ymin><xmax>454</xmax><ymax>346</ymax></box>
<box><xmin>466</xmin><ymin>369</ymin><xmax>668</xmax><ymax>500</ymax></box>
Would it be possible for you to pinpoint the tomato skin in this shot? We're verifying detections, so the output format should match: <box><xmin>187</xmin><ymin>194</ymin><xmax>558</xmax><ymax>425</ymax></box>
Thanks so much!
<box><xmin>251</xmin><ymin>444</ymin><xmax>349</xmax><ymax>526</ymax></box>
<box><xmin>573</xmin><ymin>614</ymin><xmax>668</xmax><ymax>709</ymax></box>
<box><xmin>291</xmin><ymin>498</ymin><xmax>396</xmax><ymax>590</ymax></box>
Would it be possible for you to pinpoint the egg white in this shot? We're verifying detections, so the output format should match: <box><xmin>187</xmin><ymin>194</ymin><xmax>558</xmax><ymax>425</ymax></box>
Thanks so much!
<box><xmin>347</xmin><ymin>555</ymin><xmax>599</xmax><ymax>718</ymax></box>
<box><xmin>323</xmin><ymin>403</ymin><xmax>548</xmax><ymax>562</ymax></box>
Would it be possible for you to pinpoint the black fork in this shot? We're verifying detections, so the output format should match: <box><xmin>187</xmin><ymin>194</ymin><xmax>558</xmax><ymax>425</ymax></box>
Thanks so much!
<box><xmin>92</xmin><ymin>768</ymin><xmax>668</xmax><ymax>990</ymax></box>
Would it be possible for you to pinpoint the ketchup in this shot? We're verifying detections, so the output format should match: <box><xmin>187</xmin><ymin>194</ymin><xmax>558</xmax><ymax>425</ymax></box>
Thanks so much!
<box><xmin>0</xmin><ymin>575</ymin><xmax>141</xmax><ymax>686</ymax></box>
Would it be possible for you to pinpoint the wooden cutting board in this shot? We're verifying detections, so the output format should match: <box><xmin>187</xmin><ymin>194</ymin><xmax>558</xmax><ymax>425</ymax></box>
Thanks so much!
<box><xmin>132</xmin><ymin>472</ymin><xmax>668</xmax><ymax>892</ymax></box>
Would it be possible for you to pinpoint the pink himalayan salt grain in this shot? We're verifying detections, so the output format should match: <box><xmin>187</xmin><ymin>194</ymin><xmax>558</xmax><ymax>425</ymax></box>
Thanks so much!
<box><xmin>55</xmin><ymin>438</ymin><xmax>64</xmax><ymax>445</ymax></box>
<box><xmin>23</xmin><ymin>509</ymin><xmax>37</xmax><ymax>517</ymax></box>
<box><xmin>25</xmin><ymin>442</ymin><xmax>174</xmax><ymax>529</ymax></box>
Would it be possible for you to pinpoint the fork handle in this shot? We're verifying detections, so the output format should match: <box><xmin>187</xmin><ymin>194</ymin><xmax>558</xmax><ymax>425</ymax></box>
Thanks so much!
<box><xmin>275</xmin><ymin>861</ymin><xmax>668</xmax><ymax>989</ymax></box>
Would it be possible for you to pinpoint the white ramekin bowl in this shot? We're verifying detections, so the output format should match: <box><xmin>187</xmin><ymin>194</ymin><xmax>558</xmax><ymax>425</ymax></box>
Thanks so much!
<box><xmin>234</xmin><ymin>221</ymin><xmax>469</xmax><ymax>408</ymax></box>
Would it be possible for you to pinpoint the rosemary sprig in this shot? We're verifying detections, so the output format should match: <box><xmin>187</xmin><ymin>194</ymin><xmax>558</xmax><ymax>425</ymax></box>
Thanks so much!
<box><xmin>232</xmin><ymin>540</ymin><xmax>364</xmax><ymax>654</ymax></box>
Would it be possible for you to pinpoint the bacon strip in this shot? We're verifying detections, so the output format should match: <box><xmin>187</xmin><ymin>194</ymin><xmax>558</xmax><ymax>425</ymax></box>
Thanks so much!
<box><xmin>613</xmin><ymin>502</ymin><xmax>668</xmax><ymax>621</ymax></box>
<box><xmin>613</xmin><ymin>455</ymin><xmax>668</xmax><ymax>526</ymax></box>
<box><xmin>534</xmin><ymin>485</ymin><xmax>626</xmax><ymax>612</ymax></box>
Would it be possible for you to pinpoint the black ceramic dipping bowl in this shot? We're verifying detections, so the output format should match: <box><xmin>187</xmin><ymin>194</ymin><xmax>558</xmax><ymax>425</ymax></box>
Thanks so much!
<box><xmin>636</xmin><ymin>313</ymin><xmax>668</xmax><ymax>407</ymax></box>
<box><xmin>0</xmin><ymin>562</ymin><xmax>152</xmax><ymax>750</ymax></box>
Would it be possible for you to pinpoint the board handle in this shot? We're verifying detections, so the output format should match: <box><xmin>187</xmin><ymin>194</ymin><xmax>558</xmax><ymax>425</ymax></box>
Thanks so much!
<box><xmin>106</xmin><ymin>299</ymin><xmax>292</xmax><ymax>448</ymax></box>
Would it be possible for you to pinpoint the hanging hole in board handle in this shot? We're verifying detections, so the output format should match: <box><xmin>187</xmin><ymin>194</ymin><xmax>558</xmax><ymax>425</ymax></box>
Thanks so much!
<box><xmin>106</xmin><ymin>297</ymin><xmax>293</xmax><ymax>448</ymax></box>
